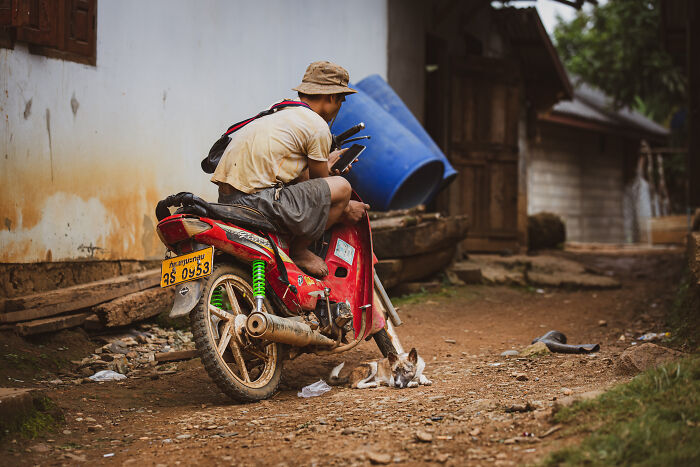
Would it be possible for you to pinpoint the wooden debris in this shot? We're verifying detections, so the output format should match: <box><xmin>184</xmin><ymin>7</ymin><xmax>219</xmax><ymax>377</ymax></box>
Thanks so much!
<box><xmin>368</xmin><ymin>206</ymin><xmax>425</xmax><ymax>220</ymax></box>
<box><xmin>389</xmin><ymin>282</ymin><xmax>442</xmax><ymax>297</ymax></box>
<box><xmin>375</xmin><ymin>259</ymin><xmax>402</xmax><ymax>288</ymax></box>
<box><xmin>377</xmin><ymin>246</ymin><xmax>457</xmax><ymax>290</ymax></box>
<box><xmin>373</xmin><ymin>215</ymin><xmax>468</xmax><ymax>257</ymax></box>
<box><xmin>93</xmin><ymin>287</ymin><xmax>174</xmax><ymax>327</ymax></box>
<box><xmin>82</xmin><ymin>314</ymin><xmax>105</xmax><ymax>332</ymax></box>
<box><xmin>370</xmin><ymin>216</ymin><xmax>419</xmax><ymax>231</ymax></box>
<box><xmin>15</xmin><ymin>312</ymin><xmax>91</xmax><ymax>336</ymax></box>
<box><xmin>155</xmin><ymin>349</ymin><xmax>199</xmax><ymax>362</ymax></box>
<box><xmin>370</xmin><ymin>212</ymin><xmax>444</xmax><ymax>232</ymax></box>
<box><xmin>540</xmin><ymin>425</ymin><xmax>562</xmax><ymax>438</ymax></box>
<box><xmin>0</xmin><ymin>269</ymin><xmax>160</xmax><ymax>324</ymax></box>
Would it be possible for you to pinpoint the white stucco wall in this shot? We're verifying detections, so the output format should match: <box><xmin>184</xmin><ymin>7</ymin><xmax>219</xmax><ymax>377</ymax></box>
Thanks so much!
<box><xmin>0</xmin><ymin>0</ymin><xmax>388</xmax><ymax>263</ymax></box>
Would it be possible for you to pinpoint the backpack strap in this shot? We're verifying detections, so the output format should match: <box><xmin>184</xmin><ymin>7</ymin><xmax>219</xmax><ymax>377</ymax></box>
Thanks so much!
<box><xmin>223</xmin><ymin>100</ymin><xmax>311</xmax><ymax>136</ymax></box>
<box><xmin>201</xmin><ymin>100</ymin><xmax>311</xmax><ymax>174</ymax></box>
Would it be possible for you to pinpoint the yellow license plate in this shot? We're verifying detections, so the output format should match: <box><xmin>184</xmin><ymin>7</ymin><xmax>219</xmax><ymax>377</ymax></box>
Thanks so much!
<box><xmin>160</xmin><ymin>247</ymin><xmax>214</xmax><ymax>287</ymax></box>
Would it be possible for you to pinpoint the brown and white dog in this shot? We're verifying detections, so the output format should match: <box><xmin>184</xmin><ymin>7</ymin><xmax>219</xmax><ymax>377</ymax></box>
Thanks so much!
<box><xmin>329</xmin><ymin>348</ymin><xmax>432</xmax><ymax>389</ymax></box>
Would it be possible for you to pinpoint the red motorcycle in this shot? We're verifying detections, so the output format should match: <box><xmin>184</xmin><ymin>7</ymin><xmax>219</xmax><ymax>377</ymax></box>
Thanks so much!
<box><xmin>154</xmin><ymin>123</ymin><xmax>404</xmax><ymax>402</ymax></box>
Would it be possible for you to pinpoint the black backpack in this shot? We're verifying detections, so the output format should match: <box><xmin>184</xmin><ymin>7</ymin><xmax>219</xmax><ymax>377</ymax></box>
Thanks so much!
<box><xmin>201</xmin><ymin>100</ymin><xmax>311</xmax><ymax>173</ymax></box>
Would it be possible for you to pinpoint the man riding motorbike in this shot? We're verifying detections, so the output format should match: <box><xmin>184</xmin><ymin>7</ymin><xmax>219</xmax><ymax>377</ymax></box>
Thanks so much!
<box><xmin>210</xmin><ymin>61</ymin><xmax>370</xmax><ymax>278</ymax></box>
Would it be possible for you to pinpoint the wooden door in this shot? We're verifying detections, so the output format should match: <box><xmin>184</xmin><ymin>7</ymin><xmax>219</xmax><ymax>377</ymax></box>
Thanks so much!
<box><xmin>444</xmin><ymin>55</ymin><xmax>522</xmax><ymax>252</ymax></box>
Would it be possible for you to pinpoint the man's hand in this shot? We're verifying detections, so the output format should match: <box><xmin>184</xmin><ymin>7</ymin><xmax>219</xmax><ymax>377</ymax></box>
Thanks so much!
<box><xmin>342</xmin><ymin>200</ymin><xmax>370</xmax><ymax>225</ymax></box>
<box><xmin>327</xmin><ymin>148</ymin><xmax>355</xmax><ymax>175</ymax></box>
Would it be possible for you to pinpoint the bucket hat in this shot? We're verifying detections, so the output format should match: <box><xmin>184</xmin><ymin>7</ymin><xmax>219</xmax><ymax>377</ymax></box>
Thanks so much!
<box><xmin>292</xmin><ymin>61</ymin><xmax>357</xmax><ymax>95</ymax></box>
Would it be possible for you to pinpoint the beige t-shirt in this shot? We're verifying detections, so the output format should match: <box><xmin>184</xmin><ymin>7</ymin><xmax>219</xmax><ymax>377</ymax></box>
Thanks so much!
<box><xmin>211</xmin><ymin>105</ymin><xmax>331</xmax><ymax>193</ymax></box>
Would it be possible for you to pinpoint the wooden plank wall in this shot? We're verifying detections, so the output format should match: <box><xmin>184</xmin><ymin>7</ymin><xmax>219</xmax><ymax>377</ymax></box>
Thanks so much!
<box><xmin>445</xmin><ymin>57</ymin><xmax>523</xmax><ymax>252</ymax></box>
<box><xmin>528</xmin><ymin>122</ymin><xmax>626</xmax><ymax>243</ymax></box>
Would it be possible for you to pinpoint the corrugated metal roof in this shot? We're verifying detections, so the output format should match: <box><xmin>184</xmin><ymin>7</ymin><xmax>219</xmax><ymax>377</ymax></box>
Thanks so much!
<box><xmin>551</xmin><ymin>78</ymin><xmax>670</xmax><ymax>137</ymax></box>
<box><xmin>552</xmin><ymin>98</ymin><xmax>616</xmax><ymax>124</ymax></box>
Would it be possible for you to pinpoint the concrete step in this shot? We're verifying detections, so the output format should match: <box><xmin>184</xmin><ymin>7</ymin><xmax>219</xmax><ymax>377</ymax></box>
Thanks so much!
<box><xmin>450</xmin><ymin>263</ymin><xmax>483</xmax><ymax>284</ymax></box>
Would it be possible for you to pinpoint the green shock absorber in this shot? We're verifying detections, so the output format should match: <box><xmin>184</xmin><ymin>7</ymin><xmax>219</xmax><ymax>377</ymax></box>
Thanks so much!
<box><xmin>211</xmin><ymin>287</ymin><xmax>225</xmax><ymax>309</ymax></box>
<box><xmin>251</xmin><ymin>260</ymin><xmax>265</xmax><ymax>313</ymax></box>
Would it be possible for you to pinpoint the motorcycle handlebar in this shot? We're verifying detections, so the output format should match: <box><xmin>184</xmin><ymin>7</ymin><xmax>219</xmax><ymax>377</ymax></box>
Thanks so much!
<box><xmin>334</xmin><ymin>122</ymin><xmax>365</xmax><ymax>147</ymax></box>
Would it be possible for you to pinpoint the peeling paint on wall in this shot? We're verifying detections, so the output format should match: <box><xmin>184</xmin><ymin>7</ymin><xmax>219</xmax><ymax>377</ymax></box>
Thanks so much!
<box><xmin>45</xmin><ymin>108</ymin><xmax>54</xmax><ymax>182</ymax></box>
<box><xmin>70</xmin><ymin>93</ymin><xmax>79</xmax><ymax>117</ymax></box>
<box><xmin>23</xmin><ymin>98</ymin><xmax>32</xmax><ymax>119</ymax></box>
<box><xmin>0</xmin><ymin>192</ymin><xmax>115</xmax><ymax>261</ymax></box>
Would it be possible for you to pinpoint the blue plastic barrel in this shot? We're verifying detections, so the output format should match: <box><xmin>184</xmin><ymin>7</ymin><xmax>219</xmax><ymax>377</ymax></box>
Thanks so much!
<box><xmin>354</xmin><ymin>74</ymin><xmax>457</xmax><ymax>190</ymax></box>
<box><xmin>332</xmin><ymin>89</ymin><xmax>444</xmax><ymax>211</ymax></box>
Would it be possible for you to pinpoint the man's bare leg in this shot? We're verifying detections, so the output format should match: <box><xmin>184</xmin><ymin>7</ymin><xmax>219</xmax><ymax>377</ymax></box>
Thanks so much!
<box><xmin>290</xmin><ymin>177</ymin><xmax>352</xmax><ymax>277</ymax></box>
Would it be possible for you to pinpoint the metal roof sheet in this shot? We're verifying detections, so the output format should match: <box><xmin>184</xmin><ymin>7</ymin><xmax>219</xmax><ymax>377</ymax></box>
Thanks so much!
<box><xmin>551</xmin><ymin>78</ymin><xmax>669</xmax><ymax>137</ymax></box>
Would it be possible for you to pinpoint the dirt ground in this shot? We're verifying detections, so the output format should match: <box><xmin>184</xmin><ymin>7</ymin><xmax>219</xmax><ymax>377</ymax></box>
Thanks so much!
<box><xmin>0</xmin><ymin>248</ymin><xmax>685</xmax><ymax>466</ymax></box>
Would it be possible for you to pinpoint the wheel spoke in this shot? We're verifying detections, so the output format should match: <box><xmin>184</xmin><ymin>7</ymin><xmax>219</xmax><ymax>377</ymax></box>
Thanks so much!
<box><xmin>224</xmin><ymin>281</ymin><xmax>242</xmax><ymax>315</ymax></box>
<box><xmin>230</xmin><ymin>341</ymin><xmax>250</xmax><ymax>382</ymax></box>
<box><xmin>217</xmin><ymin>321</ymin><xmax>233</xmax><ymax>355</ymax></box>
<box><xmin>244</xmin><ymin>345</ymin><xmax>267</xmax><ymax>360</ymax></box>
<box><xmin>209</xmin><ymin>304</ymin><xmax>234</xmax><ymax>320</ymax></box>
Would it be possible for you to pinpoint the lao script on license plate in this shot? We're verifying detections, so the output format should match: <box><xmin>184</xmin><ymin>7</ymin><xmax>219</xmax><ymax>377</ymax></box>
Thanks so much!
<box><xmin>160</xmin><ymin>247</ymin><xmax>214</xmax><ymax>287</ymax></box>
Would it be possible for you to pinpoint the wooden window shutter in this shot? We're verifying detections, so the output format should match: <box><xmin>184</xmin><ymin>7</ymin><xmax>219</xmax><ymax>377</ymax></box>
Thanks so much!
<box><xmin>0</xmin><ymin>0</ymin><xmax>22</xmax><ymax>48</ymax></box>
<box><xmin>63</xmin><ymin>0</ymin><xmax>95</xmax><ymax>62</ymax></box>
<box><xmin>0</xmin><ymin>0</ymin><xmax>96</xmax><ymax>64</ymax></box>
<box><xmin>15</xmin><ymin>0</ymin><xmax>60</xmax><ymax>47</ymax></box>
<box><xmin>0</xmin><ymin>0</ymin><xmax>12</xmax><ymax>26</ymax></box>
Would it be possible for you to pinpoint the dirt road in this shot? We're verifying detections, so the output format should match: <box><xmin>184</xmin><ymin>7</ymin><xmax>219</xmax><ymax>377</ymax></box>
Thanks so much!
<box><xmin>2</xmin><ymin>249</ymin><xmax>683</xmax><ymax>466</ymax></box>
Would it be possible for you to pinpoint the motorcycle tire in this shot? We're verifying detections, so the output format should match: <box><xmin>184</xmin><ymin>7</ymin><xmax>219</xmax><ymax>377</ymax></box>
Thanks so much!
<box><xmin>373</xmin><ymin>328</ymin><xmax>397</xmax><ymax>358</ymax></box>
<box><xmin>191</xmin><ymin>263</ymin><xmax>283</xmax><ymax>402</ymax></box>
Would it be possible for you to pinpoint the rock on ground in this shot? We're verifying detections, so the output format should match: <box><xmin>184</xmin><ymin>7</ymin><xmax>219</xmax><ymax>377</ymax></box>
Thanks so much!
<box><xmin>617</xmin><ymin>343</ymin><xmax>685</xmax><ymax>375</ymax></box>
<box><xmin>521</xmin><ymin>341</ymin><xmax>550</xmax><ymax>357</ymax></box>
<box><xmin>452</xmin><ymin>254</ymin><xmax>620</xmax><ymax>289</ymax></box>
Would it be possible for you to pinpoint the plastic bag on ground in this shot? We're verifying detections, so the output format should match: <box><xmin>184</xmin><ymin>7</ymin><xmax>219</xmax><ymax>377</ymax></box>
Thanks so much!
<box><xmin>89</xmin><ymin>370</ymin><xmax>127</xmax><ymax>381</ymax></box>
<box><xmin>297</xmin><ymin>380</ymin><xmax>331</xmax><ymax>398</ymax></box>
<box><xmin>637</xmin><ymin>332</ymin><xmax>670</xmax><ymax>341</ymax></box>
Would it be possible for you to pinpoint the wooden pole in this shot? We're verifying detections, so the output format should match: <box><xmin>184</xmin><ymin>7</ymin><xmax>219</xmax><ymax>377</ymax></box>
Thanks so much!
<box><xmin>689</xmin><ymin>1</ymin><xmax>700</xmax><ymax>207</ymax></box>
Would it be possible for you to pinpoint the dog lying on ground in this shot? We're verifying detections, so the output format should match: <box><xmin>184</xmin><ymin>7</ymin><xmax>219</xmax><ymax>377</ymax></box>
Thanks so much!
<box><xmin>328</xmin><ymin>348</ymin><xmax>432</xmax><ymax>389</ymax></box>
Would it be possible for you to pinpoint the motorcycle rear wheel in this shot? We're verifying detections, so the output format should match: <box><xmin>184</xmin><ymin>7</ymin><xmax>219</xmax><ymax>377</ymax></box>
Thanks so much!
<box><xmin>191</xmin><ymin>263</ymin><xmax>283</xmax><ymax>402</ymax></box>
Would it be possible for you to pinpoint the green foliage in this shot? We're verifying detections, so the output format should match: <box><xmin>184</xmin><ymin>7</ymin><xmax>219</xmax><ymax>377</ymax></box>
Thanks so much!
<box><xmin>1</xmin><ymin>396</ymin><xmax>63</xmax><ymax>440</ymax></box>
<box><xmin>553</xmin><ymin>0</ymin><xmax>686</xmax><ymax>123</ymax></box>
<box><xmin>667</xmin><ymin>270</ymin><xmax>700</xmax><ymax>352</ymax></box>
<box><xmin>542</xmin><ymin>356</ymin><xmax>700</xmax><ymax>466</ymax></box>
<box><xmin>390</xmin><ymin>285</ymin><xmax>470</xmax><ymax>306</ymax></box>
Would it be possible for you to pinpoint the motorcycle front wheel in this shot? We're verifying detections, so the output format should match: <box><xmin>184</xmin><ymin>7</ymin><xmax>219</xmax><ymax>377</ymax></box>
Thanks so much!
<box><xmin>191</xmin><ymin>263</ymin><xmax>283</xmax><ymax>402</ymax></box>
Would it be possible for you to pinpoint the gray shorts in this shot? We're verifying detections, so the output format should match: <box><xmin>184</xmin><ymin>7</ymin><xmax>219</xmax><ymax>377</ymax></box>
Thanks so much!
<box><xmin>218</xmin><ymin>178</ymin><xmax>331</xmax><ymax>240</ymax></box>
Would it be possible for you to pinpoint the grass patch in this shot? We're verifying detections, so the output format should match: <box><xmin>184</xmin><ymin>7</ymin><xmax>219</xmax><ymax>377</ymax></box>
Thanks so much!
<box><xmin>1</xmin><ymin>396</ymin><xmax>63</xmax><ymax>440</ymax></box>
<box><xmin>541</xmin><ymin>356</ymin><xmax>700</xmax><ymax>466</ymax></box>
<box><xmin>391</xmin><ymin>285</ymin><xmax>483</xmax><ymax>307</ymax></box>
<box><xmin>2</xmin><ymin>352</ymin><xmax>42</xmax><ymax>370</ymax></box>
<box><xmin>667</xmin><ymin>271</ymin><xmax>700</xmax><ymax>352</ymax></box>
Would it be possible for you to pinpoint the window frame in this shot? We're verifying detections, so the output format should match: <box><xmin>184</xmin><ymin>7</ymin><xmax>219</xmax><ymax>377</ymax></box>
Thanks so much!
<box><xmin>0</xmin><ymin>0</ymin><xmax>97</xmax><ymax>66</ymax></box>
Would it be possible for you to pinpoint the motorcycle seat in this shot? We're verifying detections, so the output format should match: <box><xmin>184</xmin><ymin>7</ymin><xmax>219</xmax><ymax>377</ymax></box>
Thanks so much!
<box><xmin>156</xmin><ymin>192</ymin><xmax>282</xmax><ymax>234</ymax></box>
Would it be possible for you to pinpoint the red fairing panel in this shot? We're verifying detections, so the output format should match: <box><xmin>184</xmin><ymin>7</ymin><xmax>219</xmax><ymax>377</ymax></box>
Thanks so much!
<box><xmin>320</xmin><ymin>192</ymin><xmax>382</xmax><ymax>339</ymax></box>
<box><xmin>156</xmin><ymin>192</ymin><xmax>382</xmax><ymax>340</ymax></box>
<box><xmin>266</xmin><ymin>193</ymin><xmax>381</xmax><ymax>339</ymax></box>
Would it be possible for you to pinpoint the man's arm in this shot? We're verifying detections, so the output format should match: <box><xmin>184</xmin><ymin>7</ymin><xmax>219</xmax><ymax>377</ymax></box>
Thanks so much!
<box><xmin>308</xmin><ymin>149</ymin><xmax>368</xmax><ymax>224</ymax></box>
<box><xmin>308</xmin><ymin>148</ymin><xmax>348</xmax><ymax>179</ymax></box>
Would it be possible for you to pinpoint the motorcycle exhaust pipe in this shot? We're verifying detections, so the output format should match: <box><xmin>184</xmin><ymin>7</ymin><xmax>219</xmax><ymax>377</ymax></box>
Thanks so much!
<box><xmin>245</xmin><ymin>312</ymin><xmax>336</xmax><ymax>347</ymax></box>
